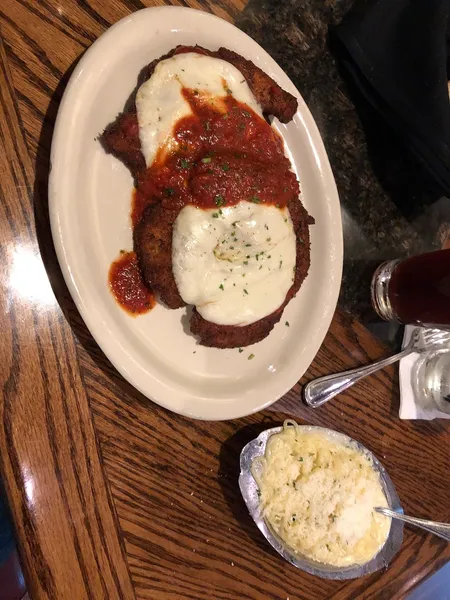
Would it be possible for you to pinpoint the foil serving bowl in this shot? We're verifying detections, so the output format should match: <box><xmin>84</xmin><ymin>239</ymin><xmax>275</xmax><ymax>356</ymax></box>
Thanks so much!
<box><xmin>238</xmin><ymin>425</ymin><xmax>404</xmax><ymax>580</ymax></box>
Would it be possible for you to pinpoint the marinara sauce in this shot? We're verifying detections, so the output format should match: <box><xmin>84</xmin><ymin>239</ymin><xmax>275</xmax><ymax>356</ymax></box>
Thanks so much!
<box><xmin>110</xmin><ymin>85</ymin><xmax>299</xmax><ymax>314</ymax></box>
<box><xmin>109</xmin><ymin>251</ymin><xmax>155</xmax><ymax>315</ymax></box>
<box><xmin>133</xmin><ymin>88</ymin><xmax>299</xmax><ymax>220</ymax></box>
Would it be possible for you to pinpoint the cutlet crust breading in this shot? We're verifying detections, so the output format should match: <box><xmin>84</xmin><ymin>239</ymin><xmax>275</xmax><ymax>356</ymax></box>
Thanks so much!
<box><xmin>102</xmin><ymin>46</ymin><xmax>313</xmax><ymax>348</ymax></box>
<box><xmin>100</xmin><ymin>45</ymin><xmax>298</xmax><ymax>180</ymax></box>
<box><xmin>134</xmin><ymin>202</ymin><xmax>185</xmax><ymax>310</ymax></box>
<box><xmin>134</xmin><ymin>195</ymin><xmax>313</xmax><ymax>348</ymax></box>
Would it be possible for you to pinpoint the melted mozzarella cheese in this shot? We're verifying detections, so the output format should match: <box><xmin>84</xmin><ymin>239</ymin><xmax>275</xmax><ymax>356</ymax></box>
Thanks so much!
<box><xmin>252</xmin><ymin>422</ymin><xmax>391</xmax><ymax>567</ymax></box>
<box><xmin>172</xmin><ymin>202</ymin><xmax>296</xmax><ymax>326</ymax></box>
<box><xmin>136</xmin><ymin>52</ymin><xmax>262</xmax><ymax>167</ymax></box>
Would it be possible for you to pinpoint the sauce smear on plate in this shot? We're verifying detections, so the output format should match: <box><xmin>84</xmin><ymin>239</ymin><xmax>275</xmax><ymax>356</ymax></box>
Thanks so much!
<box><xmin>109</xmin><ymin>251</ymin><xmax>155</xmax><ymax>315</ymax></box>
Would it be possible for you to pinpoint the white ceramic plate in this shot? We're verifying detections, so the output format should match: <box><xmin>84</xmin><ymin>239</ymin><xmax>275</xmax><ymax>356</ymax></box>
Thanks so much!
<box><xmin>50</xmin><ymin>7</ymin><xmax>342</xmax><ymax>420</ymax></box>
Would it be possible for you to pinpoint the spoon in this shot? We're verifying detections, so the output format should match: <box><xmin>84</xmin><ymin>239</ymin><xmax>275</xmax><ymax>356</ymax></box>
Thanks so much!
<box><xmin>304</xmin><ymin>327</ymin><xmax>450</xmax><ymax>408</ymax></box>
<box><xmin>375</xmin><ymin>507</ymin><xmax>450</xmax><ymax>541</ymax></box>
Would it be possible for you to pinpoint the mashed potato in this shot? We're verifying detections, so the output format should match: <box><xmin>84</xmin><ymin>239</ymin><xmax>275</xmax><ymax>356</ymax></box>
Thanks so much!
<box><xmin>252</xmin><ymin>421</ymin><xmax>390</xmax><ymax>567</ymax></box>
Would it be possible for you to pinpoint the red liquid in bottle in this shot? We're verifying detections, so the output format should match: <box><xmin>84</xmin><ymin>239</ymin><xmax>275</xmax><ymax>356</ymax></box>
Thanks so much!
<box><xmin>389</xmin><ymin>249</ymin><xmax>450</xmax><ymax>326</ymax></box>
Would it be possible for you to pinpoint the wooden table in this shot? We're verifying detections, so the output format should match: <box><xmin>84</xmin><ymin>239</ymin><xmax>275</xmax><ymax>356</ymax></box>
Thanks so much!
<box><xmin>1</xmin><ymin>1</ymin><xmax>449</xmax><ymax>598</ymax></box>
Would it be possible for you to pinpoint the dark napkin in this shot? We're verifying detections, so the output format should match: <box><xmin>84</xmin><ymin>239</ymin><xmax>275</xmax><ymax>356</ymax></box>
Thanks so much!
<box><xmin>331</xmin><ymin>0</ymin><xmax>450</xmax><ymax>195</ymax></box>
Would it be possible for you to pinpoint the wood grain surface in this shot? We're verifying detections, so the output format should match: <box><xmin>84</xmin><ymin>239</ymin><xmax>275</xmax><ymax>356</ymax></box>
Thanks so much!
<box><xmin>0</xmin><ymin>1</ymin><xmax>449</xmax><ymax>599</ymax></box>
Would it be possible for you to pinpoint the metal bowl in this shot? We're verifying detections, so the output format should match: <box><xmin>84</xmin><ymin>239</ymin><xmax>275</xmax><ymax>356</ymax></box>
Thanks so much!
<box><xmin>238</xmin><ymin>425</ymin><xmax>404</xmax><ymax>579</ymax></box>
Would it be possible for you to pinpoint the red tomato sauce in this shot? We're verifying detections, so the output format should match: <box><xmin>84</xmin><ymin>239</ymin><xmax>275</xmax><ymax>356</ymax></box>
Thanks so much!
<box><xmin>134</xmin><ymin>89</ymin><xmax>299</xmax><ymax>218</ymax></box>
<box><xmin>110</xmin><ymin>84</ymin><xmax>299</xmax><ymax>315</ymax></box>
<box><xmin>109</xmin><ymin>251</ymin><xmax>155</xmax><ymax>315</ymax></box>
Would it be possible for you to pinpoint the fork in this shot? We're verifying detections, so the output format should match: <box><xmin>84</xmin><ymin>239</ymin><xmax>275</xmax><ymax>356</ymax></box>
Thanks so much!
<box><xmin>304</xmin><ymin>328</ymin><xmax>450</xmax><ymax>408</ymax></box>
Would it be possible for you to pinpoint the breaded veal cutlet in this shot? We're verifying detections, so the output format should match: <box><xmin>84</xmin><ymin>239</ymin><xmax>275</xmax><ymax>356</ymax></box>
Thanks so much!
<box><xmin>101</xmin><ymin>45</ymin><xmax>314</xmax><ymax>348</ymax></box>
<box><xmin>101</xmin><ymin>45</ymin><xmax>298</xmax><ymax>180</ymax></box>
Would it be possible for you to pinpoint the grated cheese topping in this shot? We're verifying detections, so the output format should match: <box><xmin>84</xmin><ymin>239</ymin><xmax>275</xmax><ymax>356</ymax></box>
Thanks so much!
<box><xmin>252</xmin><ymin>421</ymin><xmax>391</xmax><ymax>567</ymax></box>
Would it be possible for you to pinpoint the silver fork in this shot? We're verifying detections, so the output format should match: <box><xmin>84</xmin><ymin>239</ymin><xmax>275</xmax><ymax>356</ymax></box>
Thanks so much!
<box><xmin>304</xmin><ymin>328</ymin><xmax>450</xmax><ymax>408</ymax></box>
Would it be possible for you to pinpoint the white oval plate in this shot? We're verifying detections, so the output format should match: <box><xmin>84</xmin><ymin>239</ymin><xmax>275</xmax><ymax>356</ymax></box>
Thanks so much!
<box><xmin>50</xmin><ymin>7</ymin><xmax>343</xmax><ymax>420</ymax></box>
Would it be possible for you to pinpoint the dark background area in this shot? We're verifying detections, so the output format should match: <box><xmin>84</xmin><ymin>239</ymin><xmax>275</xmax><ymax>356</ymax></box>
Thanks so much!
<box><xmin>238</xmin><ymin>0</ymin><xmax>450</xmax><ymax>347</ymax></box>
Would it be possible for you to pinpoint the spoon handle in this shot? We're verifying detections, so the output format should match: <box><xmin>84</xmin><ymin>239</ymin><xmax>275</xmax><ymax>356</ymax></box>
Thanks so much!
<box><xmin>303</xmin><ymin>346</ymin><xmax>413</xmax><ymax>408</ymax></box>
<box><xmin>375</xmin><ymin>507</ymin><xmax>450</xmax><ymax>542</ymax></box>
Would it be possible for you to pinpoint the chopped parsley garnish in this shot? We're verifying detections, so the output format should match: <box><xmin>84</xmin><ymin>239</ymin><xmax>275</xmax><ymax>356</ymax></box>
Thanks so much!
<box><xmin>225</xmin><ymin>86</ymin><xmax>232</xmax><ymax>94</ymax></box>
<box><xmin>180</xmin><ymin>158</ymin><xmax>189</xmax><ymax>169</ymax></box>
<box><xmin>243</xmin><ymin>261</ymin><xmax>248</xmax><ymax>265</ymax></box>
<box><xmin>298</xmin><ymin>456</ymin><xmax>302</xmax><ymax>461</ymax></box>
<box><xmin>276</xmin><ymin>203</ymin><xmax>281</xmax><ymax>208</ymax></box>
<box><xmin>266</xmin><ymin>237</ymin><xmax>271</xmax><ymax>242</ymax></box>
<box><xmin>242</xmin><ymin>110</ymin><xmax>251</xmax><ymax>117</ymax></box>
<box><xmin>214</xmin><ymin>195</ymin><xmax>225</xmax><ymax>206</ymax></box>
<box><xmin>212</xmin><ymin>212</ymin><xmax>219</xmax><ymax>218</ymax></box>
<box><xmin>279</xmin><ymin>260</ymin><xmax>283</xmax><ymax>268</ymax></box>
<box><xmin>243</xmin><ymin>289</ymin><xmax>248</xmax><ymax>295</ymax></box>
<box><xmin>219</xmin><ymin>284</ymin><xmax>224</xmax><ymax>290</ymax></box>
<box><xmin>201</xmin><ymin>157</ymin><xmax>212</xmax><ymax>164</ymax></box>
<box><xmin>193</xmin><ymin>89</ymin><xmax>199</xmax><ymax>95</ymax></box>
<box><xmin>264</xmin><ymin>224</ymin><xmax>269</xmax><ymax>230</ymax></box>
<box><xmin>285</xmin><ymin>321</ymin><xmax>290</xmax><ymax>327</ymax></box>
<box><xmin>245</xmin><ymin>243</ymin><xmax>251</xmax><ymax>247</ymax></box>
<box><xmin>238</xmin><ymin>348</ymin><xmax>243</xmax><ymax>353</ymax></box>
<box><xmin>163</xmin><ymin>187</ymin><xmax>174</xmax><ymax>197</ymax></box>
<box><xmin>250</xmin><ymin>196</ymin><xmax>261</xmax><ymax>203</ymax></box>
<box><xmin>222</xmin><ymin>113</ymin><xmax>228</xmax><ymax>120</ymax></box>
<box><xmin>221</xmin><ymin>163</ymin><xmax>230</xmax><ymax>171</ymax></box>
<box><xmin>248</xmin><ymin>353</ymin><xmax>255</xmax><ymax>360</ymax></box>
<box><xmin>218</xmin><ymin>209</ymin><xmax>223</xmax><ymax>215</ymax></box>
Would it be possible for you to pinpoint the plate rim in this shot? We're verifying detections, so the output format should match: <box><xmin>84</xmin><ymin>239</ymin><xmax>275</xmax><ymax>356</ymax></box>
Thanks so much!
<box><xmin>49</xmin><ymin>6</ymin><xmax>343</xmax><ymax>420</ymax></box>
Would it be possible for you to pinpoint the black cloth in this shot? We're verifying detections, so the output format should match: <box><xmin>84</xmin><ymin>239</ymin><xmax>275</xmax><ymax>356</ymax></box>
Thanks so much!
<box><xmin>331</xmin><ymin>0</ymin><xmax>450</xmax><ymax>195</ymax></box>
